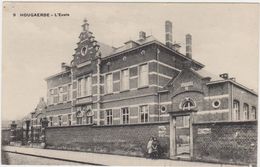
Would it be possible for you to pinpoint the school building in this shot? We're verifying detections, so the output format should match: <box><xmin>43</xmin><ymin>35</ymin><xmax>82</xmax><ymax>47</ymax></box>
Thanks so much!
<box><xmin>28</xmin><ymin>19</ymin><xmax>257</xmax><ymax>162</ymax></box>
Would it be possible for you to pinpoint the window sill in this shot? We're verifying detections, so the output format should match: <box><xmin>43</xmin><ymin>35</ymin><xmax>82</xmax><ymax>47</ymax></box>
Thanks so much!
<box><xmin>104</xmin><ymin>93</ymin><xmax>114</xmax><ymax>96</ymax></box>
<box><xmin>120</xmin><ymin>89</ymin><xmax>130</xmax><ymax>93</ymax></box>
<box><xmin>77</xmin><ymin>95</ymin><xmax>92</xmax><ymax>99</ymax></box>
<box><xmin>137</xmin><ymin>85</ymin><xmax>149</xmax><ymax>90</ymax></box>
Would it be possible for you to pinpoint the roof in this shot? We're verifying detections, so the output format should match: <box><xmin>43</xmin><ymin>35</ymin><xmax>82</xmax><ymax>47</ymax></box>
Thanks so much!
<box><xmin>44</xmin><ymin>70</ymin><xmax>71</xmax><ymax>81</ymax></box>
<box><xmin>207</xmin><ymin>79</ymin><xmax>258</xmax><ymax>96</ymax></box>
<box><xmin>98</xmin><ymin>35</ymin><xmax>204</xmax><ymax>69</ymax></box>
<box><xmin>110</xmin><ymin>35</ymin><xmax>157</xmax><ymax>55</ymax></box>
<box><xmin>194</xmin><ymin>68</ymin><xmax>223</xmax><ymax>82</ymax></box>
<box><xmin>98</xmin><ymin>42</ymin><xmax>115</xmax><ymax>58</ymax></box>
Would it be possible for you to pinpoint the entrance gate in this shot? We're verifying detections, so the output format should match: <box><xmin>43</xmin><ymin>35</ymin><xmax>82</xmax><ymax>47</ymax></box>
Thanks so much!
<box><xmin>169</xmin><ymin>112</ymin><xmax>195</xmax><ymax>160</ymax></box>
<box><xmin>176</xmin><ymin>115</ymin><xmax>190</xmax><ymax>157</ymax></box>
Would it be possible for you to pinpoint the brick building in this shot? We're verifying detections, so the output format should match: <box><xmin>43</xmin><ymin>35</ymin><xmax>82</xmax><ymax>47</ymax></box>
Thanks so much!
<box><xmin>30</xmin><ymin>19</ymin><xmax>257</xmax><ymax>159</ymax></box>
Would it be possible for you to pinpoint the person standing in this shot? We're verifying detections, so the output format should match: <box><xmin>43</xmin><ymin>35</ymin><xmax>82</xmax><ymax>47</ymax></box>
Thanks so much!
<box><xmin>147</xmin><ymin>137</ymin><xmax>153</xmax><ymax>158</ymax></box>
<box><xmin>151</xmin><ymin>137</ymin><xmax>159</xmax><ymax>159</ymax></box>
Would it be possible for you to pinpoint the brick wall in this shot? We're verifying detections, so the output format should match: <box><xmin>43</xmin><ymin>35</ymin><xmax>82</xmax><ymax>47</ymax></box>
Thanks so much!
<box><xmin>192</xmin><ymin>121</ymin><xmax>257</xmax><ymax>165</ymax></box>
<box><xmin>45</xmin><ymin>122</ymin><xmax>170</xmax><ymax>157</ymax></box>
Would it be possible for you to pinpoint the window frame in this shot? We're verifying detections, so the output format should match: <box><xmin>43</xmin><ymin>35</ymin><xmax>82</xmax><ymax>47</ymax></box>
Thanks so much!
<box><xmin>105</xmin><ymin>73</ymin><xmax>113</xmax><ymax>94</ymax></box>
<box><xmin>68</xmin><ymin>84</ymin><xmax>72</xmax><ymax>101</ymax></box>
<box><xmin>68</xmin><ymin>114</ymin><xmax>72</xmax><ymax>126</ymax></box>
<box><xmin>49</xmin><ymin>117</ymin><xmax>53</xmax><ymax>127</ymax></box>
<box><xmin>251</xmin><ymin>106</ymin><xmax>257</xmax><ymax>120</ymax></box>
<box><xmin>85</xmin><ymin>76</ymin><xmax>92</xmax><ymax>96</ymax></box>
<box><xmin>121</xmin><ymin>107</ymin><xmax>129</xmax><ymax>124</ymax></box>
<box><xmin>243</xmin><ymin>103</ymin><xmax>249</xmax><ymax>120</ymax></box>
<box><xmin>105</xmin><ymin>109</ymin><xmax>113</xmax><ymax>125</ymax></box>
<box><xmin>58</xmin><ymin>115</ymin><xmax>62</xmax><ymax>126</ymax></box>
<box><xmin>138</xmin><ymin>63</ymin><xmax>149</xmax><ymax>88</ymax></box>
<box><xmin>120</xmin><ymin>68</ymin><xmax>130</xmax><ymax>91</ymax></box>
<box><xmin>139</xmin><ymin>105</ymin><xmax>149</xmax><ymax>123</ymax></box>
<box><xmin>233</xmin><ymin>100</ymin><xmax>240</xmax><ymax>121</ymax></box>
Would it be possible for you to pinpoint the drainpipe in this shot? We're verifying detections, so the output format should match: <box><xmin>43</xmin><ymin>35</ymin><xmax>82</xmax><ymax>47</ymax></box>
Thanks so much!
<box><xmin>96</xmin><ymin>57</ymin><xmax>101</xmax><ymax>125</ymax></box>
<box><xmin>157</xmin><ymin>47</ymin><xmax>161</xmax><ymax>122</ymax></box>
<box><xmin>230</xmin><ymin>83</ymin><xmax>234</xmax><ymax>121</ymax></box>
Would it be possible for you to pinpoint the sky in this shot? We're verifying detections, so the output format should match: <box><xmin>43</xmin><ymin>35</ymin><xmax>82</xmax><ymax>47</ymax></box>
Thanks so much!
<box><xmin>2</xmin><ymin>2</ymin><xmax>259</xmax><ymax>121</ymax></box>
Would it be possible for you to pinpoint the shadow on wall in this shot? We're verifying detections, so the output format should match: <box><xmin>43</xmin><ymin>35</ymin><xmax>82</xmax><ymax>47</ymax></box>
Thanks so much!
<box><xmin>46</xmin><ymin>139</ymin><xmax>169</xmax><ymax>158</ymax></box>
<box><xmin>45</xmin><ymin>123</ymin><xmax>170</xmax><ymax>158</ymax></box>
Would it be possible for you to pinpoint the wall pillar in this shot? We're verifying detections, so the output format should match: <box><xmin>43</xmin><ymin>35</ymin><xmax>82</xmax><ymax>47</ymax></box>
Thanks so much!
<box><xmin>10</xmin><ymin>121</ymin><xmax>17</xmax><ymax>144</ymax></box>
<box><xmin>40</xmin><ymin>117</ymin><xmax>49</xmax><ymax>148</ymax></box>
<box><xmin>25</xmin><ymin>120</ymin><xmax>30</xmax><ymax>143</ymax></box>
<box><xmin>169</xmin><ymin>116</ymin><xmax>176</xmax><ymax>158</ymax></box>
<box><xmin>189</xmin><ymin>112</ymin><xmax>194</xmax><ymax>158</ymax></box>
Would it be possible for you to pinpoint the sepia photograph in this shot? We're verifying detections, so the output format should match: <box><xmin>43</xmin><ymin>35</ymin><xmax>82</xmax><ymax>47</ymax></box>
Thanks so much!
<box><xmin>2</xmin><ymin>2</ymin><xmax>258</xmax><ymax>166</ymax></box>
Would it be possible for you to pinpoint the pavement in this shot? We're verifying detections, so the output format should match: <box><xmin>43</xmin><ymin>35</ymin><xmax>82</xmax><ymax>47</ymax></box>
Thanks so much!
<box><xmin>2</xmin><ymin>146</ymin><xmax>247</xmax><ymax>166</ymax></box>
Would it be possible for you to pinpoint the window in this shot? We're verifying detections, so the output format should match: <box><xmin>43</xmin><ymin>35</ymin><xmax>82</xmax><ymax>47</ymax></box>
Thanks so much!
<box><xmin>243</xmin><ymin>103</ymin><xmax>249</xmax><ymax>120</ymax></box>
<box><xmin>58</xmin><ymin>87</ymin><xmax>63</xmax><ymax>103</ymax></box>
<box><xmin>58</xmin><ymin>115</ymin><xmax>62</xmax><ymax>126</ymax></box>
<box><xmin>68</xmin><ymin>114</ymin><xmax>72</xmax><ymax>126</ymax></box>
<box><xmin>85</xmin><ymin>76</ymin><xmax>92</xmax><ymax>96</ymax></box>
<box><xmin>53</xmin><ymin>96</ymin><xmax>59</xmax><ymax>104</ymax></box>
<box><xmin>139</xmin><ymin>64</ymin><xmax>148</xmax><ymax>87</ymax></box>
<box><xmin>86</xmin><ymin>115</ymin><xmax>93</xmax><ymax>125</ymax></box>
<box><xmin>78</xmin><ymin>78</ymin><xmax>84</xmax><ymax>97</ymax></box>
<box><xmin>183</xmin><ymin>116</ymin><xmax>190</xmax><ymax>127</ymax></box>
<box><xmin>181</xmin><ymin>98</ymin><xmax>196</xmax><ymax>111</ymax></box>
<box><xmin>140</xmin><ymin>105</ymin><xmax>149</xmax><ymax>123</ymax></box>
<box><xmin>68</xmin><ymin>84</ymin><xmax>72</xmax><ymax>101</ymax></box>
<box><xmin>105</xmin><ymin>74</ymin><xmax>113</xmax><ymax>94</ymax></box>
<box><xmin>106</xmin><ymin>109</ymin><xmax>113</xmax><ymax>125</ymax></box>
<box><xmin>76</xmin><ymin>111</ymin><xmax>83</xmax><ymax>125</ymax></box>
<box><xmin>86</xmin><ymin>110</ymin><xmax>93</xmax><ymax>125</ymax></box>
<box><xmin>49</xmin><ymin>117</ymin><xmax>53</xmax><ymax>126</ymax></box>
<box><xmin>49</xmin><ymin>89</ymin><xmax>54</xmax><ymax>105</ymax></box>
<box><xmin>121</xmin><ymin>69</ymin><xmax>129</xmax><ymax>91</ymax></box>
<box><xmin>251</xmin><ymin>107</ymin><xmax>257</xmax><ymax>120</ymax></box>
<box><xmin>233</xmin><ymin>100</ymin><xmax>240</xmax><ymax>120</ymax></box>
<box><xmin>121</xmin><ymin>107</ymin><xmax>129</xmax><ymax>124</ymax></box>
<box><xmin>53</xmin><ymin>88</ymin><xmax>59</xmax><ymax>104</ymax></box>
<box><xmin>54</xmin><ymin>88</ymin><xmax>58</xmax><ymax>95</ymax></box>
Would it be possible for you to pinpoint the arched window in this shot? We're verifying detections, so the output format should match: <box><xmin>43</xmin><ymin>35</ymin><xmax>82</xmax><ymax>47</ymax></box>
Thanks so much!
<box><xmin>180</xmin><ymin>98</ymin><xmax>196</xmax><ymax>111</ymax></box>
<box><xmin>251</xmin><ymin>106</ymin><xmax>257</xmax><ymax>120</ymax></box>
<box><xmin>76</xmin><ymin>111</ymin><xmax>83</xmax><ymax>125</ymax></box>
<box><xmin>243</xmin><ymin>103</ymin><xmax>249</xmax><ymax>120</ymax></box>
<box><xmin>86</xmin><ymin>110</ymin><xmax>94</xmax><ymax>125</ymax></box>
<box><xmin>233</xmin><ymin>100</ymin><xmax>240</xmax><ymax>120</ymax></box>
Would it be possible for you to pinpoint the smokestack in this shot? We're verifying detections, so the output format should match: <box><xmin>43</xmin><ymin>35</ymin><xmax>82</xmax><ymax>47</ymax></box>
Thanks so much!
<box><xmin>61</xmin><ymin>62</ymin><xmax>66</xmax><ymax>72</ymax></box>
<box><xmin>139</xmin><ymin>31</ymin><xmax>146</xmax><ymax>40</ymax></box>
<box><xmin>186</xmin><ymin>34</ymin><xmax>192</xmax><ymax>58</ymax></box>
<box><xmin>165</xmin><ymin>20</ymin><xmax>173</xmax><ymax>48</ymax></box>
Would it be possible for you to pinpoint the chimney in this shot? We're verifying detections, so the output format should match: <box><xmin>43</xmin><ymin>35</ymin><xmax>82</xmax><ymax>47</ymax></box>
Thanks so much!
<box><xmin>173</xmin><ymin>42</ymin><xmax>181</xmax><ymax>52</ymax></box>
<box><xmin>139</xmin><ymin>31</ymin><xmax>146</xmax><ymax>40</ymax></box>
<box><xmin>219</xmin><ymin>73</ymin><xmax>229</xmax><ymax>79</ymax></box>
<box><xmin>186</xmin><ymin>34</ymin><xmax>192</xmax><ymax>58</ymax></box>
<box><xmin>230</xmin><ymin>77</ymin><xmax>236</xmax><ymax>81</ymax></box>
<box><xmin>61</xmin><ymin>62</ymin><xmax>66</xmax><ymax>72</ymax></box>
<box><xmin>165</xmin><ymin>20</ymin><xmax>173</xmax><ymax>48</ymax></box>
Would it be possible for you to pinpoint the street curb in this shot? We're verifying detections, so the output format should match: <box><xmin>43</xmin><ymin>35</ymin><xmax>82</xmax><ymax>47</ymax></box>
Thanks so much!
<box><xmin>3</xmin><ymin>150</ymin><xmax>105</xmax><ymax>166</ymax></box>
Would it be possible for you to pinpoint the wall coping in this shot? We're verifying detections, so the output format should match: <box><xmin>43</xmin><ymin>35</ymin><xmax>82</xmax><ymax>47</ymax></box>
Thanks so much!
<box><xmin>46</xmin><ymin>121</ymin><xmax>170</xmax><ymax>129</ymax></box>
<box><xmin>193</xmin><ymin>120</ymin><xmax>257</xmax><ymax>126</ymax></box>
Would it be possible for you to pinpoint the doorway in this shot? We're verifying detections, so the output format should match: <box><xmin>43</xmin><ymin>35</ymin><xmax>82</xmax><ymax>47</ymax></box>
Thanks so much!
<box><xmin>169</xmin><ymin>112</ymin><xmax>193</xmax><ymax>160</ymax></box>
<box><xmin>176</xmin><ymin>115</ymin><xmax>190</xmax><ymax>157</ymax></box>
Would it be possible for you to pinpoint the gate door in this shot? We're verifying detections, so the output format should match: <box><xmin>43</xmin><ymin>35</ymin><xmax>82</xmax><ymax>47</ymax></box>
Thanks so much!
<box><xmin>176</xmin><ymin>115</ymin><xmax>190</xmax><ymax>157</ymax></box>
